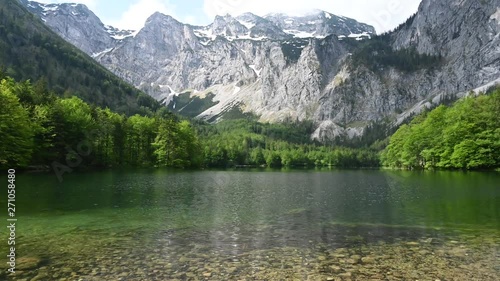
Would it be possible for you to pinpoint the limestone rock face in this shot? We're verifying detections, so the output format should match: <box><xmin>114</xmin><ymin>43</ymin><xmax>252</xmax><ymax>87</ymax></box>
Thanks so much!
<box><xmin>392</xmin><ymin>0</ymin><xmax>500</xmax><ymax>89</ymax></box>
<box><xmin>312</xmin><ymin>0</ymin><xmax>500</xmax><ymax>140</ymax></box>
<box><xmin>265</xmin><ymin>10</ymin><xmax>375</xmax><ymax>39</ymax></box>
<box><xmin>21</xmin><ymin>0</ymin><xmax>500</xmax><ymax>140</ymax></box>
<box><xmin>19</xmin><ymin>0</ymin><xmax>135</xmax><ymax>55</ymax></box>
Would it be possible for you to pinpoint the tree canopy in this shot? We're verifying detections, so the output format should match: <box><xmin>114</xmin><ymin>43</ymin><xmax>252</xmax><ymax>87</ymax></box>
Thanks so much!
<box><xmin>0</xmin><ymin>77</ymin><xmax>200</xmax><ymax>170</ymax></box>
<box><xmin>0</xmin><ymin>77</ymin><xmax>380</xmax><ymax>170</ymax></box>
<box><xmin>0</xmin><ymin>0</ymin><xmax>160</xmax><ymax>116</ymax></box>
<box><xmin>382</xmin><ymin>88</ymin><xmax>500</xmax><ymax>170</ymax></box>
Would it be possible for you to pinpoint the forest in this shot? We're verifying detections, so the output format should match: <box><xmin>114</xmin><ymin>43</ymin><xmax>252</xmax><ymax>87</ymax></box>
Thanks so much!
<box><xmin>194</xmin><ymin>119</ymin><xmax>380</xmax><ymax>168</ymax></box>
<box><xmin>0</xmin><ymin>76</ymin><xmax>200</xmax><ymax>170</ymax></box>
<box><xmin>0</xmin><ymin>0</ymin><xmax>160</xmax><ymax>116</ymax></box>
<box><xmin>2</xmin><ymin>74</ymin><xmax>498</xmax><ymax>171</ymax></box>
<box><xmin>0</xmin><ymin>76</ymin><xmax>380</xmax><ymax>171</ymax></box>
<box><xmin>382</xmin><ymin>88</ymin><xmax>500</xmax><ymax>170</ymax></box>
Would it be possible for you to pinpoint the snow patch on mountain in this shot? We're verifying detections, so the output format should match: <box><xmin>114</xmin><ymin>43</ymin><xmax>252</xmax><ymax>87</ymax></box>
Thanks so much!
<box><xmin>348</xmin><ymin>32</ymin><xmax>372</xmax><ymax>40</ymax></box>
<box><xmin>91</xmin><ymin>47</ymin><xmax>113</xmax><ymax>58</ymax></box>
<box><xmin>104</xmin><ymin>25</ymin><xmax>135</xmax><ymax>40</ymax></box>
<box><xmin>41</xmin><ymin>5</ymin><xmax>58</xmax><ymax>12</ymax></box>
<box><xmin>490</xmin><ymin>7</ymin><xmax>500</xmax><ymax>23</ymax></box>
<box><xmin>284</xmin><ymin>29</ymin><xmax>324</xmax><ymax>38</ymax></box>
<box><xmin>249</xmin><ymin>65</ymin><xmax>262</xmax><ymax>77</ymax></box>
<box><xmin>193</xmin><ymin>27</ymin><xmax>217</xmax><ymax>40</ymax></box>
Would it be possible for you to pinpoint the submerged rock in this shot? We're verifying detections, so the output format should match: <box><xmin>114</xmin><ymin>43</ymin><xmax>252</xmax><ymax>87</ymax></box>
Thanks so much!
<box><xmin>361</xmin><ymin>256</ymin><xmax>376</xmax><ymax>264</ymax></box>
<box><xmin>16</xmin><ymin>256</ymin><xmax>42</xmax><ymax>270</ymax></box>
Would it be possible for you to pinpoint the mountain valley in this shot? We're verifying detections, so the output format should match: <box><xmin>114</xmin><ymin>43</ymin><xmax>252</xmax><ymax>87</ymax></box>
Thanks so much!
<box><xmin>14</xmin><ymin>0</ymin><xmax>500</xmax><ymax>141</ymax></box>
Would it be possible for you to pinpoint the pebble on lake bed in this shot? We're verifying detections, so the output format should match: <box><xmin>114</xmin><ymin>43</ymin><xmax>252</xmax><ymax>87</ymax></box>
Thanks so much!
<box><xmin>16</xmin><ymin>257</ymin><xmax>43</xmax><ymax>270</ymax></box>
<box><xmin>10</xmin><ymin>227</ymin><xmax>500</xmax><ymax>281</ymax></box>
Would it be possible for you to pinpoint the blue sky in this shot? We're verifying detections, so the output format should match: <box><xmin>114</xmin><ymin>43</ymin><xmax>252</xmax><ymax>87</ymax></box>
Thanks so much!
<box><xmin>36</xmin><ymin>0</ymin><xmax>421</xmax><ymax>33</ymax></box>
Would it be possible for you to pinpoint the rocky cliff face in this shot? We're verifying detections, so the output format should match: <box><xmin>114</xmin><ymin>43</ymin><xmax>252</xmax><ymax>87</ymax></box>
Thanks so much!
<box><xmin>19</xmin><ymin>0</ymin><xmax>135</xmax><ymax>55</ymax></box>
<box><xmin>311</xmin><ymin>0</ymin><xmax>500</xmax><ymax>140</ymax></box>
<box><xmin>393</xmin><ymin>0</ymin><xmax>500</xmax><ymax>89</ymax></box>
<box><xmin>265</xmin><ymin>10</ymin><xmax>375</xmax><ymax>39</ymax></box>
<box><xmin>20</xmin><ymin>0</ymin><xmax>500</xmax><ymax>141</ymax></box>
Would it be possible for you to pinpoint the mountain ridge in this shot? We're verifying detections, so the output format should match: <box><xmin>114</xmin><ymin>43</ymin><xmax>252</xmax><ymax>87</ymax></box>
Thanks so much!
<box><xmin>2</xmin><ymin>0</ymin><xmax>160</xmax><ymax>115</ymax></box>
<box><xmin>19</xmin><ymin>0</ymin><xmax>500</xmax><ymax>142</ymax></box>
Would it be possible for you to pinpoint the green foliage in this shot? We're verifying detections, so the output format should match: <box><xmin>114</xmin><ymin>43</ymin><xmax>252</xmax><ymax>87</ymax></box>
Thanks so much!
<box><xmin>214</xmin><ymin>106</ymin><xmax>256</xmax><ymax>121</ymax></box>
<box><xmin>0</xmin><ymin>77</ymin><xmax>201</xmax><ymax>169</ymax></box>
<box><xmin>168</xmin><ymin>92</ymin><xmax>219</xmax><ymax>118</ymax></box>
<box><xmin>91</xmin><ymin>108</ymin><xmax>126</xmax><ymax>166</ymax></box>
<box><xmin>0</xmin><ymin>0</ymin><xmax>160</xmax><ymax>115</ymax></box>
<box><xmin>195</xmin><ymin>119</ymin><xmax>380</xmax><ymax>168</ymax></box>
<box><xmin>153</xmin><ymin>120</ymin><xmax>202</xmax><ymax>168</ymax></box>
<box><xmin>125</xmin><ymin>115</ymin><xmax>157</xmax><ymax>166</ymax></box>
<box><xmin>1</xmin><ymin>77</ymin><xmax>382</xmax><ymax>170</ymax></box>
<box><xmin>382</xmin><ymin>89</ymin><xmax>500</xmax><ymax>170</ymax></box>
<box><xmin>0</xmin><ymin>78</ymin><xmax>34</xmax><ymax>168</ymax></box>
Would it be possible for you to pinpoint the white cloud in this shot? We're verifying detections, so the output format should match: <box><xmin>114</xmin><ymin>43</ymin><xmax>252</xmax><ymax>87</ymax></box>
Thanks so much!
<box><xmin>203</xmin><ymin>0</ymin><xmax>422</xmax><ymax>33</ymax></box>
<box><xmin>35</xmin><ymin>0</ymin><xmax>98</xmax><ymax>10</ymax></box>
<box><xmin>183</xmin><ymin>15</ymin><xmax>203</xmax><ymax>26</ymax></box>
<box><xmin>104</xmin><ymin>0</ymin><xmax>177</xmax><ymax>30</ymax></box>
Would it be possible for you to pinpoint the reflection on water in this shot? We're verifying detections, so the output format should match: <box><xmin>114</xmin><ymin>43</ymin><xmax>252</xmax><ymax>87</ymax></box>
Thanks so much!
<box><xmin>1</xmin><ymin>169</ymin><xmax>499</xmax><ymax>280</ymax></box>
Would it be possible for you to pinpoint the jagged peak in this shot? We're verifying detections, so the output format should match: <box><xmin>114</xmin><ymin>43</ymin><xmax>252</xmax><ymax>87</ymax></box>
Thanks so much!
<box><xmin>265</xmin><ymin>9</ymin><xmax>346</xmax><ymax>21</ymax></box>
<box><xmin>237</xmin><ymin>12</ymin><xmax>259</xmax><ymax>18</ymax></box>
<box><xmin>24</xmin><ymin>0</ymin><xmax>90</xmax><ymax>11</ymax></box>
<box><xmin>235</xmin><ymin>12</ymin><xmax>267</xmax><ymax>24</ymax></box>
<box><xmin>22</xmin><ymin>0</ymin><xmax>375</xmax><ymax>43</ymax></box>
<box><xmin>214</xmin><ymin>14</ymin><xmax>242</xmax><ymax>24</ymax></box>
<box><xmin>145</xmin><ymin>12</ymin><xmax>182</xmax><ymax>26</ymax></box>
<box><xmin>146</xmin><ymin>11</ymin><xmax>167</xmax><ymax>21</ymax></box>
<box><xmin>215</xmin><ymin>13</ymin><xmax>232</xmax><ymax>19</ymax></box>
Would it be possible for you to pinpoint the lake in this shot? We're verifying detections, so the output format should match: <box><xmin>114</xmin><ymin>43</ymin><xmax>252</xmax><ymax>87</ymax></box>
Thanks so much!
<box><xmin>1</xmin><ymin>169</ymin><xmax>499</xmax><ymax>280</ymax></box>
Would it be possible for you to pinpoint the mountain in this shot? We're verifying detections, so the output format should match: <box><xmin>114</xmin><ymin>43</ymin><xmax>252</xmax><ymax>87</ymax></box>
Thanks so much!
<box><xmin>19</xmin><ymin>0</ymin><xmax>500</xmax><ymax>142</ymax></box>
<box><xmin>311</xmin><ymin>0</ymin><xmax>500</xmax><ymax>140</ymax></box>
<box><xmin>20</xmin><ymin>1</ymin><xmax>376</xmax><ymax>116</ymax></box>
<box><xmin>264</xmin><ymin>10</ymin><xmax>374</xmax><ymax>39</ymax></box>
<box><xmin>1</xmin><ymin>0</ymin><xmax>160</xmax><ymax>115</ymax></box>
<box><xmin>19</xmin><ymin>0</ymin><xmax>136</xmax><ymax>55</ymax></box>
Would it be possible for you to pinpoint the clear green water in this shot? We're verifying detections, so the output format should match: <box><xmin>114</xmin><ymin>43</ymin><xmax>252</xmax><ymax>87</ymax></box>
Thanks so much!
<box><xmin>1</xmin><ymin>169</ymin><xmax>499</xmax><ymax>280</ymax></box>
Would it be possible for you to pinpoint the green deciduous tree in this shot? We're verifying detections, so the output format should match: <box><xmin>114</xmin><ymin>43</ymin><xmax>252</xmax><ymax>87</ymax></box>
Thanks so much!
<box><xmin>0</xmin><ymin>78</ymin><xmax>34</xmax><ymax>168</ymax></box>
<box><xmin>383</xmin><ymin>88</ymin><xmax>500</xmax><ymax>170</ymax></box>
